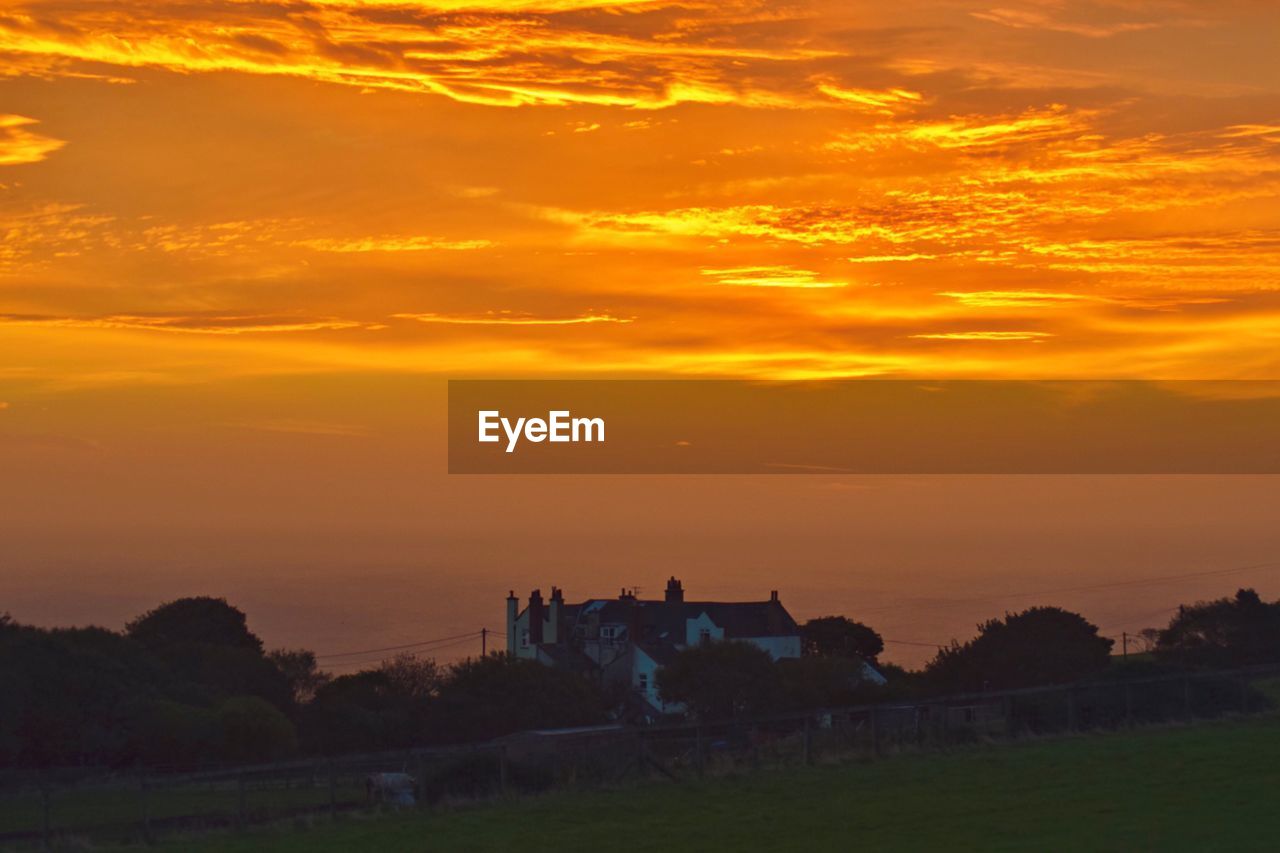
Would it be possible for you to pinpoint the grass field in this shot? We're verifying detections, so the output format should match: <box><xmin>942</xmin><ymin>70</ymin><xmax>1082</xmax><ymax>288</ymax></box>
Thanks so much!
<box><xmin>155</xmin><ymin>716</ymin><xmax>1280</xmax><ymax>853</ymax></box>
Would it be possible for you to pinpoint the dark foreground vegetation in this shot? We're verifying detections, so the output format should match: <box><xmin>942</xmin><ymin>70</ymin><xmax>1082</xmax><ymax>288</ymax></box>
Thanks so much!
<box><xmin>158</xmin><ymin>715</ymin><xmax>1280</xmax><ymax>853</ymax></box>
<box><xmin>3</xmin><ymin>588</ymin><xmax>1279</xmax><ymax>770</ymax></box>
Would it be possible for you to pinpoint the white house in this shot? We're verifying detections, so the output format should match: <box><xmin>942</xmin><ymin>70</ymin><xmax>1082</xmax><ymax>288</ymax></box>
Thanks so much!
<box><xmin>506</xmin><ymin>577</ymin><xmax>806</xmax><ymax>720</ymax></box>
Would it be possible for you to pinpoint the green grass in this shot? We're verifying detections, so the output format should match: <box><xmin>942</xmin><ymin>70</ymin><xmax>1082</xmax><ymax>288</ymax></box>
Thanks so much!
<box><xmin>154</xmin><ymin>716</ymin><xmax>1280</xmax><ymax>853</ymax></box>
<box><xmin>0</xmin><ymin>778</ymin><xmax>367</xmax><ymax>843</ymax></box>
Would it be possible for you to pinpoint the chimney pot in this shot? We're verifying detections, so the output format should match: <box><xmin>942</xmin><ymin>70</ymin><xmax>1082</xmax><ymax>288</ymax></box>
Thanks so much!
<box><xmin>665</xmin><ymin>576</ymin><xmax>684</xmax><ymax>604</ymax></box>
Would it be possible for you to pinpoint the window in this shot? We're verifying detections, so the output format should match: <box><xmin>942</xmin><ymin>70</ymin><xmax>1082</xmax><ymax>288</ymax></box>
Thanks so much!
<box><xmin>520</xmin><ymin>628</ymin><xmax>530</xmax><ymax>647</ymax></box>
<box><xmin>601</xmin><ymin>625</ymin><xmax>621</xmax><ymax>641</ymax></box>
<box><xmin>699</xmin><ymin>628</ymin><xmax>712</xmax><ymax>644</ymax></box>
<box><xmin>638</xmin><ymin>672</ymin><xmax>649</xmax><ymax>691</ymax></box>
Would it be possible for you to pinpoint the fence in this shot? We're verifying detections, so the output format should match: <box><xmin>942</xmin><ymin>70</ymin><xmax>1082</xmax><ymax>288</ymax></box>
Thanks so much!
<box><xmin>3</xmin><ymin>664</ymin><xmax>1279</xmax><ymax>848</ymax></box>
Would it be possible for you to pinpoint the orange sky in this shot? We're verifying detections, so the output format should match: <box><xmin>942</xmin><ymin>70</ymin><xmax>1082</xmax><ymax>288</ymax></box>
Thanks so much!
<box><xmin>3</xmin><ymin>0</ymin><xmax>1280</xmax><ymax>664</ymax></box>
<box><xmin>2</xmin><ymin>0</ymin><xmax>1279</xmax><ymax>385</ymax></box>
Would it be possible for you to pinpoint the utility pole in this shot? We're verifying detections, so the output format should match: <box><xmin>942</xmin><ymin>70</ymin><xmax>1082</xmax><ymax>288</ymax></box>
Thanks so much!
<box><xmin>481</xmin><ymin>627</ymin><xmax>487</xmax><ymax>657</ymax></box>
<box><xmin>1122</xmin><ymin>631</ymin><xmax>1128</xmax><ymax>659</ymax></box>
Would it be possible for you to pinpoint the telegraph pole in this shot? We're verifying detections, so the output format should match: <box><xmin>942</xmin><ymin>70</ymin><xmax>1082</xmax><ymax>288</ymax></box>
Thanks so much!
<box><xmin>481</xmin><ymin>627</ymin><xmax>487</xmax><ymax>657</ymax></box>
<box><xmin>1122</xmin><ymin>631</ymin><xmax>1128</xmax><ymax>659</ymax></box>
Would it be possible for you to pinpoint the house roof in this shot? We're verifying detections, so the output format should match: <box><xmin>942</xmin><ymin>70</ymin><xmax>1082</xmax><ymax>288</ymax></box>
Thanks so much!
<box><xmin>571</xmin><ymin>597</ymin><xmax>799</xmax><ymax>643</ymax></box>
<box><xmin>535</xmin><ymin>642</ymin><xmax>597</xmax><ymax>673</ymax></box>
<box><xmin>635</xmin><ymin>642</ymin><xmax>681</xmax><ymax>666</ymax></box>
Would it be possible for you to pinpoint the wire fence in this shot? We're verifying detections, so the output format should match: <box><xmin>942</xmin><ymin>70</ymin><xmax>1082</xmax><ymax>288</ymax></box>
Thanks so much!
<box><xmin>4</xmin><ymin>663</ymin><xmax>1279</xmax><ymax>849</ymax></box>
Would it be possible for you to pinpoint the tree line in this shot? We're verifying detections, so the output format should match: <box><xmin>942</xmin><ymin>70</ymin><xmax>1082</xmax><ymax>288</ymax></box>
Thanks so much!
<box><xmin>3</xmin><ymin>588</ymin><xmax>1278</xmax><ymax>769</ymax></box>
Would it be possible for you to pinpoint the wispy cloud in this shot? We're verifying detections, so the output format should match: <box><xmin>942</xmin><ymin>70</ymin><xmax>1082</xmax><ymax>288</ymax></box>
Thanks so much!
<box><xmin>938</xmin><ymin>290</ymin><xmax>1099</xmax><ymax>308</ymax></box>
<box><xmin>393</xmin><ymin>311</ymin><xmax>632</xmax><ymax>325</ymax></box>
<box><xmin>816</xmin><ymin>83</ymin><xmax>924</xmax><ymax>114</ymax></box>
<box><xmin>293</xmin><ymin>237</ymin><xmax>493</xmax><ymax>253</ymax></box>
<box><xmin>225</xmin><ymin>419</ymin><xmax>373</xmax><ymax>437</ymax></box>
<box><xmin>909</xmin><ymin>331</ymin><xmax>1054</xmax><ymax>341</ymax></box>
<box><xmin>0</xmin><ymin>313</ymin><xmax>373</xmax><ymax>334</ymax></box>
<box><xmin>0</xmin><ymin>0</ymin><xmax>844</xmax><ymax>110</ymax></box>
<box><xmin>971</xmin><ymin>7</ymin><xmax>1170</xmax><ymax>39</ymax></box>
<box><xmin>701</xmin><ymin>266</ymin><xmax>848</xmax><ymax>288</ymax></box>
<box><xmin>0</xmin><ymin>115</ymin><xmax>65</xmax><ymax>166</ymax></box>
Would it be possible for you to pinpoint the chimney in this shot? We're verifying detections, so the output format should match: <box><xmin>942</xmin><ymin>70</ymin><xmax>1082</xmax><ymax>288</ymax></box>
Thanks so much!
<box><xmin>770</xmin><ymin>590</ymin><xmax>779</xmax><ymax>603</ymax></box>
<box><xmin>665</xmin><ymin>576</ymin><xmax>684</xmax><ymax>604</ymax></box>
<box><xmin>528</xmin><ymin>589</ymin><xmax>544</xmax><ymax>645</ymax></box>
<box><xmin>506</xmin><ymin>590</ymin><xmax>519</xmax><ymax>654</ymax></box>
<box><xmin>548</xmin><ymin>586</ymin><xmax>564</xmax><ymax>644</ymax></box>
<box><xmin>627</xmin><ymin>595</ymin><xmax>641</xmax><ymax>645</ymax></box>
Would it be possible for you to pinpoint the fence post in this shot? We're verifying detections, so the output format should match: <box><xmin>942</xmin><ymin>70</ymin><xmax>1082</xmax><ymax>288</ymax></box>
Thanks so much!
<box><xmin>802</xmin><ymin>716</ymin><xmax>812</xmax><ymax>766</ymax></box>
<box><xmin>869</xmin><ymin>707</ymin><xmax>880</xmax><ymax>757</ymax></box>
<box><xmin>498</xmin><ymin>745</ymin><xmax>509</xmax><ymax>796</ymax></box>
<box><xmin>1125</xmin><ymin>684</ymin><xmax>1134</xmax><ymax>727</ymax></box>
<box><xmin>417</xmin><ymin>754</ymin><xmax>429</xmax><ymax>809</ymax></box>
<box><xmin>1183</xmin><ymin>677</ymin><xmax>1193</xmax><ymax>719</ymax></box>
<box><xmin>1065</xmin><ymin>688</ymin><xmax>1076</xmax><ymax>732</ymax></box>
<box><xmin>1240</xmin><ymin>675</ymin><xmax>1249</xmax><ymax>714</ymax></box>
<box><xmin>236</xmin><ymin>772</ymin><xmax>247</xmax><ymax>831</ymax></box>
<box><xmin>40</xmin><ymin>779</ymin><xmax>52</xmax><ymax>851</ymax></box>
<box><xmin>695</xmin><ymin>727</ymin><xmax>705</xmax><ymax>777</ymax></box>
<box><xmin>140</xmin><ymin>774</ymin><xmax>154</xmax><ymax>844</ymax></box>
<box><xmin>327</xmin><ymin>763</ymin><xmax>337</xmax><ymax>821</ymax></box>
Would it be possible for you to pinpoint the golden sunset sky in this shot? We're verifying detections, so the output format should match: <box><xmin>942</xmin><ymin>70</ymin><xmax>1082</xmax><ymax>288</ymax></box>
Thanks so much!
<box><xmin>3</xmin><ymin>0</ymin><xmax>1280</xmax><ymax>664</ymax></box>
<box><xmin>3</xmin><ymin>0</ymin><xmax>1280</xmax><ymax>384</ymax></box>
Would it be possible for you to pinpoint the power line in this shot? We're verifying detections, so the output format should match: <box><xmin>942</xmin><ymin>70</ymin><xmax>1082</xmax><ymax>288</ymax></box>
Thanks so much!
<box><xmin>323</xmin><ymin>634</ymin><xmax>487</xmax><ymax>671</ymax></box>
<box><xmin>1097</xmin><ymin>606</ymin><xmax>1181</xmax><ymax>634</ymax></box>
<box><xmin>315</xmin><ymin>630</ymin><xmax>483</xmax><ymax>660</ymax></box>
<box><xmin>857</xmin><ymin>560</ymin><xmax>1280</xmax><ymax>616</ymax></box>
<box><xmin>310</xmin><ymin>560</ymin><xmax>1274</xmax><ymax>668</ymax></box>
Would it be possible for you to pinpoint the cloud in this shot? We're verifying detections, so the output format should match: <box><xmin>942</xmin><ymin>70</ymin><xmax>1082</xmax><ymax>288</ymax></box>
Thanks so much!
<box><xmin>938</xmin><ymin>290</ymin><xmax>1100</xmax><ymax>308</ymax></box>
<box><xmin>970</xmin><ymin>6</ymin><xmax>1173</xmax><ymax>39</ymax></box>
<box><xmin>0</xmin><ymin>207</ymin><xmax>494</xmax><ymax>268</ymax></box>
<box><xmin>226</xmin><ymin>419</ymin><xmax>373</xmax><ymax>437</ymax></box>
<box><xmin>0</xmin><ymin>0</ymin><xmax>846</xmax><ymax>110</ymax></box>
<box><xmin>392</xmin><ymin>311</ymin><xmax>632</xmax><ymax>325</ymax></box>
<box><xmin>909</xmin><ymin>331</ymin><xmax>1054</xmax><ymax>341</ymax></box>
<box><xmin>827</xmin><ymin>105</ymin><xmax>1093</xmax><ymax>154</ymax></box>
<box><xmin>847</xmin><ymin>253</ymin><xmax>937</xmax><ymax>263</ymax></box>
<box><xmin>0</xmin><ymin>313</ymin><xmax>373</xmax><ymax>334</ymax></box>
<box><xmin>701</xmin><ymin>266</ymin><xmax>848</xmax><ymax>288</ymax></box>
<box><xmin>293</xmin><ymin>237</ymin><xmax>493</xmax><ymax>253</ymax></box>
<box><xmin>815</xmin><ymin>83</ymin><xmax>924</xmax><ymax>114</ymax></box>
<box><xmin>0</xmin><ymin>115</ymin><xmax>65</xmax><ymax>166</ymax></box>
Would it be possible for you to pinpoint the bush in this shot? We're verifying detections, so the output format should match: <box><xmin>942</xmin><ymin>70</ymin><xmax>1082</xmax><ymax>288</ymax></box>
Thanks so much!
<box><xmin>218</xmin><ymin>696</ymin><xmax>298</xmax><ymax>763</ymax></box>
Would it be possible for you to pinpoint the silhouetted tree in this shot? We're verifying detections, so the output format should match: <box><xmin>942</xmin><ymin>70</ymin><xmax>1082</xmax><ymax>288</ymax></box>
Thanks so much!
<box><xmin>127</xmin><ymin>597</ymin><xmax>263</xmax><ymax>652</ymax></box>
<box><xmin>129</xmin><ymin>700</ymin><xmax>221</xmax><ymax>767</ymax></box>
<box><xmin>0</xmin><ymin>624</ymin><xmax>171</xmax><ymax>766</ymax></box>
<box><xmin>801</xmin><ymin>616</ymin><xmax>884</xmax><ymax>662</ymax></box>
<box><xmin>217</xmin><ymin>696</ymin><xmax>298</xmax><ymax>762</ymax></box>
<box><xmin>777</xmin><ymin>655</ymin><xmax>881</xmax><ymax>710</ymax></box>
<box><xmin>1157</xmin><ymin>588</ymin><xmax>1280</xmax><ymax>668</ymax></box>
<box><xmin>1132</xmin><ymin>628</ymin><xmax>1161</xmax><ymax>654</ymax></box>
<box><xmin>269</xmin><ymin>648</ymin><xmax>330</xmax><ymax>705</ymax></box>
<box><xmin>657</xmin><ymin>640</ymin><xmax>779</xmax><ymax>720</ymax></box>
<box><xmin>302</xmin><ymin>670</ymin><xmax>420</xmax><ymax>754</ymax></box>
<box><xmin>432</xmin><ymin>654</ymin><xmax>606</xmax><ymax>743</ymax></box>
<box><xmin>925</xmin><ymin>607</ymin><xmax>1113</xmax><ymax>693</ymax></box>
<box><xmin>379</xmin><ymin>653</ymin><xmax>443</xmax><ymax>701</ymax></box>
<box><xmin>157</xmin><ymin>642</ymin><xmax>293</xmax><ymax>709</ymax></box>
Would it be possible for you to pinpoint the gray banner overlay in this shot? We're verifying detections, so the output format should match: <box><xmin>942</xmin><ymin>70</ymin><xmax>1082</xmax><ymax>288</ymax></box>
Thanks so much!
<box><xmin>448</xmin><ymin>380</ymin><xmax>1280</xmax><ymax>474</ymax></box>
